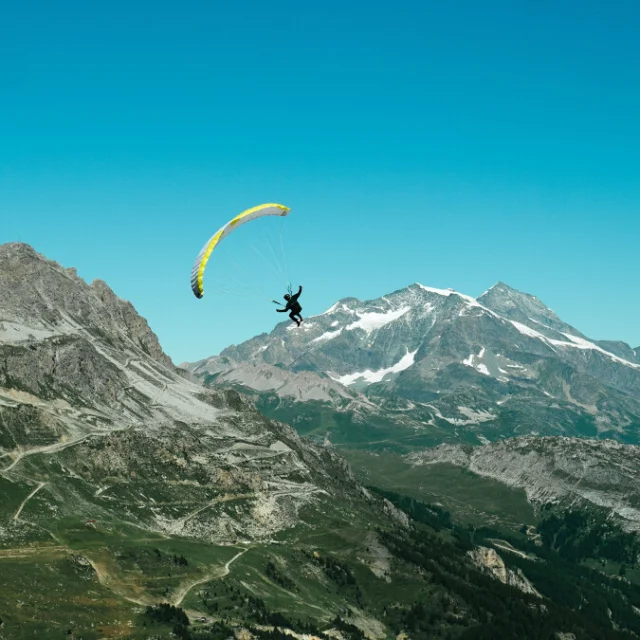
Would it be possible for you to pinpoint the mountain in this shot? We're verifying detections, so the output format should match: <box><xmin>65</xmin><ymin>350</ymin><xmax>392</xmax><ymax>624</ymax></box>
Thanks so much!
<box><xmin>0</xmin><ymin>242</ymin><xmax>374</xmax><ymax>543</ymax></box>
<box><xmin>2</xmin><ymin>242</ymin><xmax>458</xmax><ymax>636</ymax></box>
<box><xmin>5</xmin><ymin>243</ymin><xmax>640</xmax><ymax>639</ymax></box>
<box><xmin>184</xmin><ymin>281</ymin><xmax>640</xmax><ymax>448</ymax></box>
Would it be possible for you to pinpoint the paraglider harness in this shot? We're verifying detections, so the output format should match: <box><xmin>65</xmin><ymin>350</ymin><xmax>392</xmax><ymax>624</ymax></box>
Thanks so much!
<box><xmin>273</xmin><ymin>284</ymin><xmax>303</xmax><ymax>316</ymax></box>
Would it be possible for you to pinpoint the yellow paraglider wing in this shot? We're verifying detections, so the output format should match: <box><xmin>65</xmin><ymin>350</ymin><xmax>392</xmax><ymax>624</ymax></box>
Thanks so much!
<box><xmin>190</xmin><ymin>203</ymin><xmax>291</xmax><ymax>299</ymax></box>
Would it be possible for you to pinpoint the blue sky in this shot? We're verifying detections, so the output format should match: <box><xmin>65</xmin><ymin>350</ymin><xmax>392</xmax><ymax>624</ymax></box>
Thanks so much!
<box><xmin>1</xmin><ymin>0</ymin><xmax>639</xmax><ymax>363</ymax></box>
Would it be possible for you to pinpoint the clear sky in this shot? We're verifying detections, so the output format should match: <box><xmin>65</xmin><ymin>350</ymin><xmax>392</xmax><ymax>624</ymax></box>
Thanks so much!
<box><xmin>1</xmin><ymin>0</ymin><xmax>639</xmax><ymax>363</ymax></box>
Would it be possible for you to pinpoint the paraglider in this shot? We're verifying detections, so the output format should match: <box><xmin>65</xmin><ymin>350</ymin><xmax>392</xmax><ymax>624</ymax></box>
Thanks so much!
<box><xmin>190</xmin><ymin>203</ymin><xmax>291</xmax><ymax>299</ymax></box>
<box><xmin>276</xmin><ymin>285</ymin><xmax>304</xmax><ymax>326</ymax></box>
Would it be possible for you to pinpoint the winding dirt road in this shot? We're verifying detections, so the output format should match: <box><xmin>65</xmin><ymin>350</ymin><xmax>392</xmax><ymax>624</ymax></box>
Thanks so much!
<box><xmin>171</xmin><ymin>547</ymin><xmax>250</xmax><ymax>607</ymax></box>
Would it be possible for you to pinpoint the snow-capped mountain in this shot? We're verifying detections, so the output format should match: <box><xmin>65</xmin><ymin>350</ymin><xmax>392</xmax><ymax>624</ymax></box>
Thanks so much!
<box><xmin>185</xmin><ymin>281</ymin><xmax>640</xmax><ymax>446</ymax></box>
<box><xmin>4</xmin><ymin>243</ymin><xmax>640</xmax><ymax>638</ymax></box>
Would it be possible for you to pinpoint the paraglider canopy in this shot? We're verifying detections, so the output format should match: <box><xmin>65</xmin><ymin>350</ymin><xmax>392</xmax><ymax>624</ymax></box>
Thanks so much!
<box><xmin>190</xmin><ymin>203</ymin><xmax>291</xmax><ymax>299</ymax></box>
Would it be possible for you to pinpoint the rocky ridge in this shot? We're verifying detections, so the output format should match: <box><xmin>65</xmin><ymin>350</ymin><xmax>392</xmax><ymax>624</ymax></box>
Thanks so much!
<box><xmin>0</xmin><ymin>242</ymin><xmax>366</xmax><ymax>544</ymax></box>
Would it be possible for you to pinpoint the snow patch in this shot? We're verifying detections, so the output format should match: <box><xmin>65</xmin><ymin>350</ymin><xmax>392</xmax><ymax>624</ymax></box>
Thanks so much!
<box><xmin>463</xmin><ymin>348</ymin><xmax>490</xmax><ymax>376</ymax></box>
<box><xmin>321</xmin><ymin>301</ymin><xmax>341</xmax><ymax>315</ymax></box>
<box><xmin>320</xmin><ymin>302</ymin><xmax>356</xmax><ymax>316</ymax></box>
<box><xmin>510</xmin><ymin>321</ymin><xmax>640</xmax><ymax>370</ymax></box>
<box><xmin>286</xmin><ymin>321</ymin><xmax>316</xmax><ymax>332</ymax></box>
<box><xmin>416</xmin><ymin>284</ymin><xmax>456</xmax><ymax>297</ymax></box>
<box><xmin>511</xmin><ymin>321</ymin><xmax>544</xmax><ymax>340</ymax></box>
<box><xmin>331</xmin><ymin>349</ymin><xmax>418</xmax><ymax>386</ymax></box>
<box><xmin>310</xmin><ymin>328</ymin><xmax>343</xmax><ymax>344</ymax></box>
<box><xmin>345</xmin><ymin>306</ymin><xmax>410</xmax><ymax>334</ymax></box>
<box><xmin>415</xmin><ymin>283</ymin><xmax>501</xmax><ymax>318</ymax></box>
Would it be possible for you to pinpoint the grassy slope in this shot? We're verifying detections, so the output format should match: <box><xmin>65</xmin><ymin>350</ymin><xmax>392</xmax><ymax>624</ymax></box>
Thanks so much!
<box><xmin>341</xmin><ymin>449</ymin><xmax>536</xmax><ymax>531</ymax></box>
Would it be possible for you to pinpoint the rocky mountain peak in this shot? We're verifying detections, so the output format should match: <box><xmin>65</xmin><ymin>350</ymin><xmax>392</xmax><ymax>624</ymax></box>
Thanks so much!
<box><xmin>186</xmin><ymin>277</ymin><xmax>640</xmax><ymax>447</ymax></box>
<box><xmin>0</xmin><ymin>242</ymin><xmax>173</xmax><ymax>369</ymax></box>
<box><xmin>478</xmin><ymin>281</ymin><xmax>572</xmax><ymax>335</ymax></box>
<box><xmin>0</xmin><ymin>242</ymin><xmax>366</xmax><ymax>548</ymax></box>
